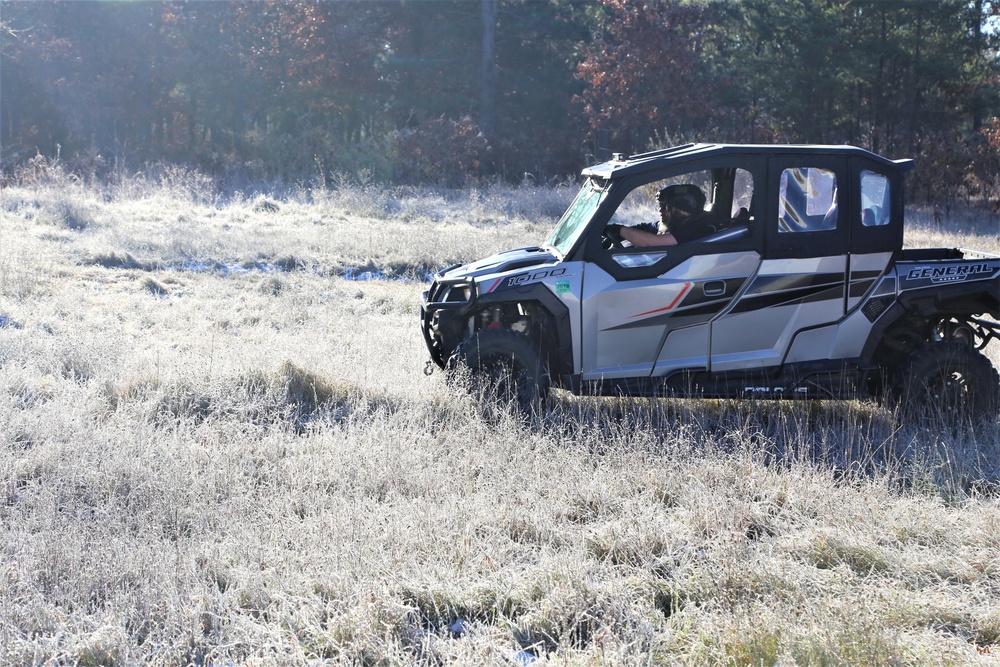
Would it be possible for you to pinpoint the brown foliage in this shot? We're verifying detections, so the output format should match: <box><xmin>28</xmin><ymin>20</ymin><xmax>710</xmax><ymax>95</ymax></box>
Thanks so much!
<box><xmin>977</xmin><ymin>117</ymin><xmax>1000</xmax><ymax>212</ymax></box>
<box><xmin>394</xmin><ymin>117</ymin><xmax>491</xmax><ymax>187</ymax></box>
<box><xmin>575</xmin><ymin>0</ymin><xmax>730</xmax><ymax>151</ymax></box>
<box><xmin>910</xmin><ymin>120</ymin><xmax>1000</xmax><ymax>210</ymax></box>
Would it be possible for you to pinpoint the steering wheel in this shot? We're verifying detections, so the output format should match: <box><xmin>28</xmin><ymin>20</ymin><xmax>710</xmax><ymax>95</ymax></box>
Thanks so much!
<box><xmin>602</xmin><ymin>225</ymin><xmax>625</xmax><ymax>250</ymax></box>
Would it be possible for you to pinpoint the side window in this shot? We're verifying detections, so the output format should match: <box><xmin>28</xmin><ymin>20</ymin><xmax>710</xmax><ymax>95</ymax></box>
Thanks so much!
<box><xmin>778</xmin><ymin>167</ymin><xmax>838</xmax><ymax>233</ymax></box>
<box><xmin>605</xmin><ymin>167</ymin><xmax>754</xmax><ymax>242</ymax></box>
<box><xmin>732</xmin><ymin>168</ymin><xmax>755</xmax><ymax>219</ymax></box>
<box><xmin>861</xmin><ymin>170</ymin><xmax>890</xmax><ymax>226</ymax></box>
<box><xmin>607</xmin><ymin>169</ymin><xmax>713</xmax><ymax>229</ymax></box>
<box><xmin>597</xmin><ymin>165</ymin><xmax>758</xmax><ymax>274</ymax></box>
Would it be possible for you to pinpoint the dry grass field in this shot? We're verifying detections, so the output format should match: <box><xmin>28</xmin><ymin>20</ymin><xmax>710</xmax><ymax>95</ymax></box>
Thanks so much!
<box><xmin>1</xmin><ymin>166</ymin><xmax>999</xmax><ymax>666</ymax></box>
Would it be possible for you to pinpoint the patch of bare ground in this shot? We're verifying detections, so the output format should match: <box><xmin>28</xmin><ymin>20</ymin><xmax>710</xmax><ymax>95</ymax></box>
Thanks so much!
<box><xmin>1</xmin><ymin>176</ymin><xmax>998</xmax><ymax>665</ymax></box>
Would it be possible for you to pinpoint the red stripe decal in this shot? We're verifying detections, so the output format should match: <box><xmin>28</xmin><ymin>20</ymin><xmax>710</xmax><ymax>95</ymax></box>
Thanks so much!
<box><xmin>630</xmin><ymin>282</ymin><xmax>693</xmax><ymax>318</ymax></box>
<box><xmin>486</xmin><ymin>278</ymin><xmax>504</xmax><ymax>293</ymax></box>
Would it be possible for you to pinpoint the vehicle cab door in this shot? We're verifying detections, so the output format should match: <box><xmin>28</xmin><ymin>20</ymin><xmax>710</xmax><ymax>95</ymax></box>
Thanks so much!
<box><xmin>709</xmin><ymin>156</ymin><xmax>850</xmax><ymax>373</ymax></box>
<box><xmin>845</xmin><ymin>163</ymin><xmax>903</xmax><ymax>311</ymax></box>
<box><xmin>581</xmin><ymin>245</ymin><xmax>762</xmax><ymax>383</ymax></box>
<box><xmin>578</xmin><ymin>163</ymin><xmax>762</xmax><ymax>385</ymax></box>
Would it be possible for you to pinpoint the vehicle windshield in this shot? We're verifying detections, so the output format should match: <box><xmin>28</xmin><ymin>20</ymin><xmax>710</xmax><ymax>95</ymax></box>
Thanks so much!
<box><xmin>545</xmin><ymin>178</ymin><xmax>608</xmax><ymax>257</ymax></box>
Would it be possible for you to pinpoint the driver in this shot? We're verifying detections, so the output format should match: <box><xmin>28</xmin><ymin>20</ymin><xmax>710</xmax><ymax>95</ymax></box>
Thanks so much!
<box><xmin>607</xmin><ymin>184</ymin><xmax>714</xmax><ymax>247</ymax></box>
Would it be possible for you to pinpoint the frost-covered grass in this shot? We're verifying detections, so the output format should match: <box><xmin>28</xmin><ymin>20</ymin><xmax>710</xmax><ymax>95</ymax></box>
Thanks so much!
<box><xmin>0</xmin><ymin>172</ymin><xmax>999</xmax><ymax>665</ymax></box>
<box><xmin>0</xmin><ymin>170</ymin><xmax>569</xmax><ymax>290</ymax></box>
<box><xmin>905</xmin><ymin>205</ymin><xmax>1000</xmax><ymax>255</ymax></box>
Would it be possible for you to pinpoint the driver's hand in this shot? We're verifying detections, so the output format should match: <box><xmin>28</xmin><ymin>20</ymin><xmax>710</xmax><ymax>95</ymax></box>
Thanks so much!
<box><xmin>604</xmin><ymin>223</ymin><xmax>624</xmax><ymax>244</ymax></box>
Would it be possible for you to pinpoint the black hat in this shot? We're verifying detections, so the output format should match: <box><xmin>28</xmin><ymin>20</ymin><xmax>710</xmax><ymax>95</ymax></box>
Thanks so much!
<box><xmin>658</xmin><ymin>184</ymin><xmax>706</xmax><ymax>214</ymax></box>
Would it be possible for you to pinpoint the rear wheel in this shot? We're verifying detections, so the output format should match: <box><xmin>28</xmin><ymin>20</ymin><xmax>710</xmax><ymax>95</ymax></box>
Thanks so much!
<box><xmin>896</xmin><ymin>343</ymin><xmax>999</xmax><ymax>426</ymax></box>
<box><xmin>448</xmin><ymin>328</ymin><xmax>549</xmax><ymax>418</ymax></box>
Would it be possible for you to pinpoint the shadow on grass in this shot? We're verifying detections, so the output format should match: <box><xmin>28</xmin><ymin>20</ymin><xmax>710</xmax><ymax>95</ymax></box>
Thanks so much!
<box><xmin>101</xmin><ymin>360</ymin><xmax>407</xmax><ymax>433</ymax></box>
<box><xmin>535</xmin><ymin>390</ymin><xmax>1000</xmax><ymax>498</ymax></box>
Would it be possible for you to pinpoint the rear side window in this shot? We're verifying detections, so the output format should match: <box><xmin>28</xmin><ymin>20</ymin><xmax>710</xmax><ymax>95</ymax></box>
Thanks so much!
<box><xmin>732</xmin><ymin>168</ymin><xmax>755</xmax><ymax>218</ymax></box>
<box><xmin>861</xmin><ymin>171</ymin><xmax>890</xmax><ymax>226</ymax></box>
<box><xmin>778</xmin><ymin>167</ymin><xmax>838</xmax><ymax>233</ymax></box>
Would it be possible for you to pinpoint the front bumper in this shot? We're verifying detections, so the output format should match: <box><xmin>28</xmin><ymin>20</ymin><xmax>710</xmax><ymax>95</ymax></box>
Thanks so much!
<box><xmin>421</xmin><ymin>274</ymin><xmax>476</xmax><ymax>368</ymax></box>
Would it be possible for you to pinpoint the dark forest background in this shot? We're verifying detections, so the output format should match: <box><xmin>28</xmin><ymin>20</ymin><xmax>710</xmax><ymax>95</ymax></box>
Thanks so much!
<box><xmin>2</xmin><ymin>0</ymin><xmax>999</xmax><ymax>206</ymax></box>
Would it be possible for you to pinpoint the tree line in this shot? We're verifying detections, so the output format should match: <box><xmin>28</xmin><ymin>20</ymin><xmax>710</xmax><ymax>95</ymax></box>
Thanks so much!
<box><xmin>1</xmin><ymin>0</ymin><xmax>998</xmax><ymax>205</ymax></box>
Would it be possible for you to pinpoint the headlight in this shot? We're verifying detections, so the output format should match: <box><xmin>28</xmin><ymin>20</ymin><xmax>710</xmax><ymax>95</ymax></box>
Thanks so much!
<box><xmin>443</xmin><ymin>283</ymin><xmax>472</xmax><ymax>303</ymax></box>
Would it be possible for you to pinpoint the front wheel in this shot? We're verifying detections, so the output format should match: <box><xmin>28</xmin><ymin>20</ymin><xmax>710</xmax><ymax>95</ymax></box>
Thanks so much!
<box><xmin>896</xmin><ymin>343</ymin><xmax>1000</xmax><ymax>426</ymax></box>
<box><xmin>447</xmin><ymin>328</ymin><xmax>549</xmax><ymax>418</ymax></box>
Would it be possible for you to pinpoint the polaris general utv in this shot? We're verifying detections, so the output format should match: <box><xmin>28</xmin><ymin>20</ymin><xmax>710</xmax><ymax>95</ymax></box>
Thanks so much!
<box><xmin>421</xmin><ymin>144</ymin><xmax>1000</xmax><ymax>420</ymax></box>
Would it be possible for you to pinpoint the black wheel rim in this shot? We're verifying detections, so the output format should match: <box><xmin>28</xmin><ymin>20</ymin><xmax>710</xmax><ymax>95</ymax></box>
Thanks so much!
<box><xmin>927</xmin><ymin>369</ymin><xmax>968</xmax><ymax>409</ymax></box>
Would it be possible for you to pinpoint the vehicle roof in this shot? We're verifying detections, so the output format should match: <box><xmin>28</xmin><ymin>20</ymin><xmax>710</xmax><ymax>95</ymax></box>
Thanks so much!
<box><xmin>581</xmin><ymin>143</ymin><xmax>915</xmax><ymax>179</ymax></box>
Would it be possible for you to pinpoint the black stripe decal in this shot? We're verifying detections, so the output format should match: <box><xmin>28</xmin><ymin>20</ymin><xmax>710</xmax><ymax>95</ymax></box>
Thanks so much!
<box><xmin>745</xmin><ymin>272</ymin><xmax>844</xmax><ymax>295</ymax></box>
<box><xmin>731</xmin><ymin>282</ymin><xmax>844</xmax><ymax>313</ymax></box>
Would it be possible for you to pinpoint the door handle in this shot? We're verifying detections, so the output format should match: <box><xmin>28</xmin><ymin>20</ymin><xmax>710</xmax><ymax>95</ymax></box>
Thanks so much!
<box><xmin>703</xmin><ymin>281</ymin><xmax>726</xmax><ymax>297</ymax></box>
